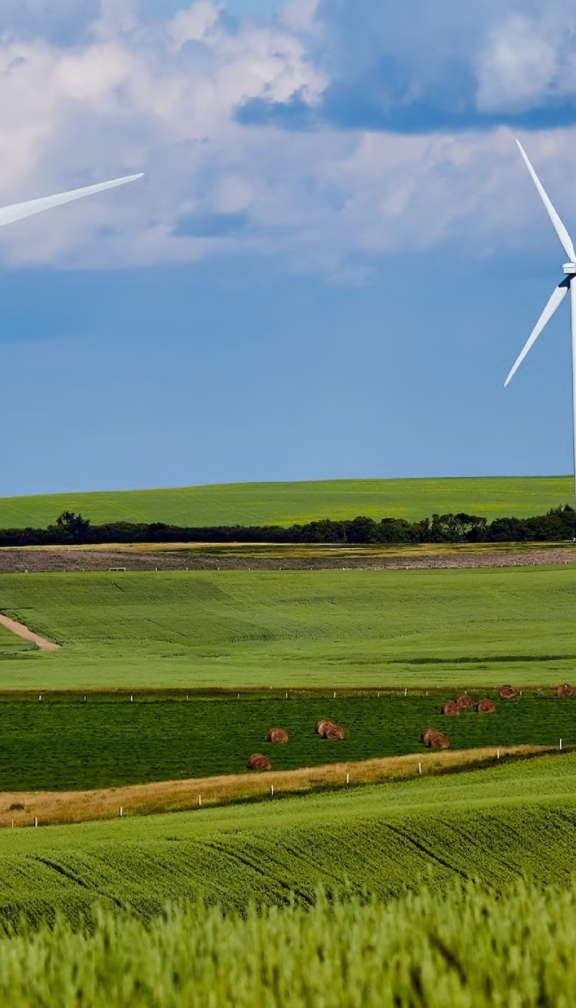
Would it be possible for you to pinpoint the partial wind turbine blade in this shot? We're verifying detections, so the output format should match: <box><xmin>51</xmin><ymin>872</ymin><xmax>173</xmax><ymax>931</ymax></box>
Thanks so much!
<box><xmin>516</xmin><ymin>140</ymin><xmax>576</xmax><ymax>262</ymax></box>
<box><xmin>504</xmin><ymin>277</ymin><xmax>570</xmax><ymax>387</ymax></box>
<box><xmin>0</xmin><ymin>173</ymin><xmax>144</xmax><ymax>229</ymax></box>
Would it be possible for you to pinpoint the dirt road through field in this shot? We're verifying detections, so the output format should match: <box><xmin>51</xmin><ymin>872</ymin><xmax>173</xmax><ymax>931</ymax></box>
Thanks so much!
<box><xmin>0</xmin><ymin>614</ymin><xmax>60</xmax><ymax>650</ymax></box>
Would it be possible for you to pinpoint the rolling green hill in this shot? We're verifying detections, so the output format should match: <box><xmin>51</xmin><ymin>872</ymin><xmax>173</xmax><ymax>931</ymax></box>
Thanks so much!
<box><xmin>0</xmin><ymin>475</ymin><xmax>571</xmax><ymax>529</ymax></box>
<box><xmin>1</xmin><ymin>565</ymin><xmax>576</xmax><ymax>689</ymax></box>
<box><xmin>0</xmin><ymin>751</ymin><xmax>574</xmax><ymax>920</ymax></box>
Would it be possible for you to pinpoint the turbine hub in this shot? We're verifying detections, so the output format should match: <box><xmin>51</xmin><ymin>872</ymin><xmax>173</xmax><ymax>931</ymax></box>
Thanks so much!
<box><xmin>563</xmin><ymin>263</ymin><xmax>576</xmax><ymax>274</ymax></box>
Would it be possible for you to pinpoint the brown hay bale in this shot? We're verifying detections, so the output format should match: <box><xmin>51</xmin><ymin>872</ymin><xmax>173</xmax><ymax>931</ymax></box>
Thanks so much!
<box><xmin>557</xmin><ymin>684</ymin><xmax>575</xmax><ymax>698</ymax></box>
<box><xmin>441</xmin><ymin>701</ymin><xmax>461</xmax><ymax>717</ymax></box>
<box><xmin>428</xmin><ymin>731</ymin><xmax>450</xmax><ymax>750</ymax></box>
<box><xmin>421</xmin><ymin>728</ymin><xmax>437</xmax><ymax>745</ymax></box>
<box><xmin>477</xmin><ymin>699</ymin><xmax>496</xmax><ymax>714</ymax></box>
<box><xmin>266</xmin><ymin>727</ymin><xmax>289</xmax><ymax>743</ymax></box>
<box><xmin>323</xmin><ymin>724</ymin><xmax>345</xmax><ymax>740</ymax></box>
<box><xmin>499</xmin><ymin>685</ymin><xmax>517</xmax><ymax>699</ymax></box>
<box><xmin>315</xmin><ymin>720</ymin><xmax>334</xmax><ymax>736</ymax></box>
<box><xmin>247</xmin><ymin>753</ymin><xmax>271</xmax><ymax>771</ymax></box>
<box><xmin>456</xmin><ymin>694</ymin><xmax>473</xmax><ymax>709</ymax></box>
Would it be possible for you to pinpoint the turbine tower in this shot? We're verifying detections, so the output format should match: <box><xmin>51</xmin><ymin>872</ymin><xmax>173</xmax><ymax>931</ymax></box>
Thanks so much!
<box><xmin>0</xmin><ymin>171</ymin><xmax>143</xmax><ymax>233</ymax></box>
<box><xmin>505</xmin><ymin>140</ymin><xmax>576</xmax><ymax>514</ymax></box>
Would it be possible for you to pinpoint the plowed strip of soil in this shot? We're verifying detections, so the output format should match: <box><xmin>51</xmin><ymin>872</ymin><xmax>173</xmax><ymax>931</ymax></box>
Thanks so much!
<box><xmin>0</xmin><ymin>614</ymin><xmax>60</xmax><ymax>651</ymax></box>
<box><xmin>0</xmin><ymin>544</ymin><xmax>575</xmax><ymax>572</ymax></box>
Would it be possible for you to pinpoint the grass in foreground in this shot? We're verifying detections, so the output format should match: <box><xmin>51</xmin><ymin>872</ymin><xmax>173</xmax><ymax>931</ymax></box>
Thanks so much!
<box><xmin>2</xmin><ymin>565</ymin><xmax>576</xmax><ymax>688</ymax></box>
<box><xmin>0</xmin><ymin>751</ymin><xmax>575</xmax><ymax>919</ymax></box>
<box><xmin>0</xmin><ymin>475</ymin><xmax>571</xmax><ymax>528</ymax></box>
<box><xmin>0</xmin><ymin>691</ymin><xmax>568</xmax><ymax>790</ymax></box>
<box><xmin>0</xmin><ymin>881</ymin><xmax>574</xmax><ymax>1007</ymax></box>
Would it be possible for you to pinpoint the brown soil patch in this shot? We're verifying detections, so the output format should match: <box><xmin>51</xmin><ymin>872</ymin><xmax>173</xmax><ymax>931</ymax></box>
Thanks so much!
<box><xmin>1</xmin><ymin>542</ymin><xmax>576</xmax><ymax>573</ymax></box>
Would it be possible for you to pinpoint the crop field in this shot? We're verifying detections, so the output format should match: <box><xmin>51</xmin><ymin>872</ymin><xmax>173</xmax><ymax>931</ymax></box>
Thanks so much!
<box><xmin>0</xmin><ymin>751</ymin><xmax>574</xmax><ymax>921</ymax></box>
<box><xmin>1</xmin><ymin>881</ymin><xmax>576</xmax><ymax>1007</ymax></box>
<box><xmin>1</xmin><ymin>565</ymin><xmax>576</xmax><ymax>688</ymax></box>
<box><xmin>0</xmin><ymin>475</ymin><xmax>571</xmax><ymax>528</ymax></box>
<box><xmin>0</xmin><ymin>692</ymin><xmax>570</xmax><ymax>791</ymax></box>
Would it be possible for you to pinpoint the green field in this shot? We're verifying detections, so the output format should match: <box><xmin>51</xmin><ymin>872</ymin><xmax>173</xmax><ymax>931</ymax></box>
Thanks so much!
<box><xmin>0</xmin><ymin>751</ymin><xmax>575</xmax><ymax>920</ymax></box>
<box><xmin>1</xmin><ymin>565</ymin><xmax>576</xmax><ymax>689</ymax></box>
<box><xmin>0</xmin><ymin>692</ymin><xmax>569</xmax><ymax>791</ymax></box>
<box><xmin>0</xmin><ymin>880</ymin><xmax>574</xmax><ymax>1006</ymax></box>
<box><xmin>0</xmin><ymin>475</ymin><xmax>571</xmax><ymax>528</ymax></box>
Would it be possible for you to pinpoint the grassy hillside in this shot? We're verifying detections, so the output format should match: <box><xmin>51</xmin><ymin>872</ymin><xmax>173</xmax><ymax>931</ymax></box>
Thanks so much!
<box><xmin>0</xmin><ymin>475</ymin><xmax>571</xmax><ymax>529</ymax></box>
<box><xmin>0</xmin><ymin>751</ymin><xmax>575</xmax><ymax>920</ymax></box>
<box><xmin>0</xmin><ymin>692</ymin><xmax>568</xmax><ymax>791</ymax></box>
<box><xmin>1</xmin><ymin>566</ymin><xmax>576</xmax><ymax>689</ymax></box>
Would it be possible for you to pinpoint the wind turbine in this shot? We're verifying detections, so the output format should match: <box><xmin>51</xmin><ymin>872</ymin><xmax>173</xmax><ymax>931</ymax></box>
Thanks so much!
<box><xmin>505</xmin><ymin>140</ymin><xmax>576</xmax><ymax>512</ymax></box>
<box><xmin>0</xmin><ymin>171</ymin><xmax>143</xmax><ymax>233</ymax></box>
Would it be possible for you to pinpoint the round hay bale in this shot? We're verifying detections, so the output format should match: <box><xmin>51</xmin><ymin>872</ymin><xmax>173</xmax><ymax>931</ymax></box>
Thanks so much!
<box><xmin>315</xmin><ymin>720</ymin><xmax>334</xmax><ymax>736</ymax></box>
<box><xmin>477</xmin><ymin>699</ymin><xmax>496</xmax><ymax>714</ymax></box>
<box><xmin>499</xmin><ymin>685</ymin><xmax>517</xmax><ymax>699</ymax></box>
<box><xmin>557</xmin><ymin>684</ymin><xmax>574</xmax><ymax>698</ymax></box>
<box><xmin>456</xmin><ymin>694</ymin><xmax>473</xmax><ymax>709</ymax></box>
<box><xmin>441</xmin><ymin>701</ymin><xmax>461</xmax><ymax>717</ymax></box>
<box><xmin>247</xmin><ymin>753</ymin><xmax>271</xmax><ymax>771</ymax></box>
<box><xmin>266</xmin><ymin>727</ymin><xmax>289</xmax><ymax>743</ymax></box>
<box><xmin>323</xmin><ymin>724</ymin><xmax>345</xmax><ymax>740</ymax></box>
<box><xmin>421</xmin><ymin>728</ymin><xmax>437</xmax><ymax>745</ymax></box>
<box><xmin>428</xmin><ymin>731</ymin><xmax>450</xmax><ymax>750</ymax></box>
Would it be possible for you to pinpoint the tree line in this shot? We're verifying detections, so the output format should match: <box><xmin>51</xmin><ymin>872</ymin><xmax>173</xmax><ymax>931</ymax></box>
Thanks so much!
<box><xmin>0</xmin><ymin>505</ymin><xmax>573</xmax><ymax>547</ymax></box>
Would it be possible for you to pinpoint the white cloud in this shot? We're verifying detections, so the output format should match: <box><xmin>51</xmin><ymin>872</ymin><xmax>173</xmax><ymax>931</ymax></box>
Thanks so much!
<box><xmin>477</xmin><ymin>13</ymin><xmax>576</xmax><ymax>112</ymax></box>
<box><xmin>0</xmin><ymin>0</ymin><xmax>573</xmax><ymax>274</ymax></box>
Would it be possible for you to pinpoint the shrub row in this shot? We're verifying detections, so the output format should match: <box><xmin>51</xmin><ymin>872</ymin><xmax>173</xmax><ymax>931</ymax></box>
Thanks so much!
<box><xmin>0</xmin><ymin>505</ymin><xmax>573</xmax><ymax>546</ymax></box>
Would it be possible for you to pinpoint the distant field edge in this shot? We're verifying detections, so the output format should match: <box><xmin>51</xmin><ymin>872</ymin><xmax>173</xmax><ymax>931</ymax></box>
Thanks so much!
<box><xmin>0</xmin><ymin>475</ymin><xmax>572</xmax><ymax>528</ymax></box>
<box><xmin>1</xmin><ymin>745</ymin><xmax>551</xmax><ymax>829</ymax></box>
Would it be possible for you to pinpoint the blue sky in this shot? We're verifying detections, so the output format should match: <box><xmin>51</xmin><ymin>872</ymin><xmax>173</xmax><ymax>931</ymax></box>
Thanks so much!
<box><xmin>2</xmin><ymin>0</ymin><xmax>576</xmax><ymax>497</ymax></box>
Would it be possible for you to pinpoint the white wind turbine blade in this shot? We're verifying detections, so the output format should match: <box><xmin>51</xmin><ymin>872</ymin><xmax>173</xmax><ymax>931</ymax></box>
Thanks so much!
<box><xmin>0</xmin><ymin>173</ymin><xmax>143</xmax><ymax>229</ymax></box>
<box><xmin>504</xmin><ymin>278</ymin><xmax>570</xmax><ymax>387</ymax></box>
<box><xmin>516</xmin><ymin>140</ymin><xmax>576</xmax><ymax>262</ymax></box>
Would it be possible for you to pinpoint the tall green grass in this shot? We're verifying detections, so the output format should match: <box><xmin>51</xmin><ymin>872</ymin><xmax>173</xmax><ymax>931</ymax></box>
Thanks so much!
<box><xmin>2</xmin><ymin>881</ymin><xmax>576</xmax><ymax>1006</ymax></box>
<box><xmin>2</xmin><ymin>565</ymin><xmax>576</xmax><ymax>689</ymax></box>
<box><xmin>0</xmin><ymin>475</ymin><xmax>570</xmax><ymax>528</ymax></box>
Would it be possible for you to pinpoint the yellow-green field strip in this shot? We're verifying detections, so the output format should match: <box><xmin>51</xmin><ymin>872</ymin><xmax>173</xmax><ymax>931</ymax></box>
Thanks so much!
<box><xmin>0</xmin><ymin>746</ymin><xmax>550</xmax><ymax>829</ymax></box>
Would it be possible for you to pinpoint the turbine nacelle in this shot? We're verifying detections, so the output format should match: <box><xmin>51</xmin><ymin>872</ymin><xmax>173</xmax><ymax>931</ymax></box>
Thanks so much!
<box><xmin>563</xmin><ymin>264</ymin><xmax>576</xmax><ymax>275</ymax></box>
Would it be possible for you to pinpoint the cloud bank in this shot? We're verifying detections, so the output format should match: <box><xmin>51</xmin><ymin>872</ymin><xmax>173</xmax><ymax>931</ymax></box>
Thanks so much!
<box><xmin>0</xmin><ymin>0</ymin><xmax>574</xmax><ymax>271</ymax></box>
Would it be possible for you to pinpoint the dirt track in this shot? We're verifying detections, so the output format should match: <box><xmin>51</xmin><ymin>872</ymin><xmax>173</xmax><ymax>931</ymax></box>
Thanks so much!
<box><xmin>0</xmin><ymin>613</ymin><xmax>60</xmax><ymax>650</ymax></box>
<box><xmin>0</xmin><ymin>544</ymin><xmax>575</xmax><ymax>573</ymax></box>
